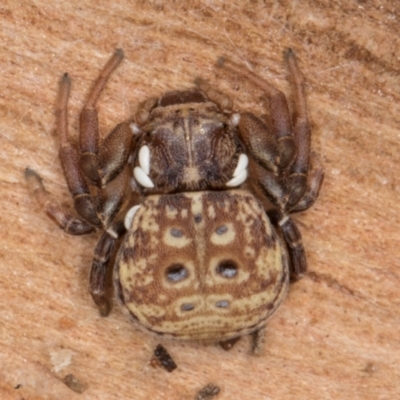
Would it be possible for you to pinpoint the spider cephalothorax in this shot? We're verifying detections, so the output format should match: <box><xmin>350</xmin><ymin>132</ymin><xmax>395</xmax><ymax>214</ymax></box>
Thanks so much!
<box><xmin>26</xmin><ymin>48</ymin><xmax>323</xmax><ymax>354</ymax></box>
<box><xmin>132</xmin><ymin>89</ymin><xmax>244</xmax><ymax>194</ymax></box>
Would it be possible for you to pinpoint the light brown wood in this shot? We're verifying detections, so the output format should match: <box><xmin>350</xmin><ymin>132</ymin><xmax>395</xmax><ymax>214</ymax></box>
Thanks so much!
<box><xmin>1</xmin><ymin>1</ymin><xmax>399</xmax><ymax>399</ymax></box>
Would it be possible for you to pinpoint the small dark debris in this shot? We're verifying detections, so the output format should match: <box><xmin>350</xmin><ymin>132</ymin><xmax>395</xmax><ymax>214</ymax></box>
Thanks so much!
<box><xmin>195</xmin><ymin>383</ymin><xmax>221</xmax><ymax>400</ymax></box>
<box><xmin>14</xmin><ymin>384</ymin><xmax>22</xmax><ymax>389</ymax></box>
<box><xmin>152</xmin><ymin>344</ymin><xmax>177</xmax><ymax>372</ymax></box>
<box><xmin>63</xmin><ymin>374</ymin><xmax>88</xmax><ymax>394</ymax></box>
<box><xmin>219</xmin><ymin>337</ymin><xmax>241</xmax><ymax>351</ymax></box>
<box><xmin>363</xmin><ymin>362</ymin><xmax>377</xmax><ymax>374</ymax></box>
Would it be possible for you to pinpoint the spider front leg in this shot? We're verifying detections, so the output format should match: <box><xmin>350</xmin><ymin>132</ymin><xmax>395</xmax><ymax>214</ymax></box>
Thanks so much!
<box><xmin>27</xmin><ymin>50</ymin><xmax>138</xmax><ymax>316</ymax></box>
<box><xmin>291</xmin><ymin>151</ymin><xmax>324</xmax><ymax>213</ymax></box>
<box><xmin>218</xmin><ymin>56</ymin><xmax>297</xmax><ymax>172</ymax></box>
<box><xmin>57</xmin><ymin>49</ymin><xmax>132</xmax><ymax>228</ymax></box>
<box><xmin>78</xmin><ymin>49</ymin><xmax>132</xmax><ymax>188</ymax></box>
<box><xmin>71</xmin><ymin>50</ymin><xmax>135</xmax><ymax>314</ymax></box>
<box><xmin>239</xmin><ymin>50</ymin><xmax>323</xmax><ymax>279</ymax></box>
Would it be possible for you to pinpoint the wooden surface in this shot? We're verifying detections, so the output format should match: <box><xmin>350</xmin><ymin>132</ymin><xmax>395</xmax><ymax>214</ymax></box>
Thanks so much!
<box><xmin>1</xmin><ymin>1</ymin><xmax>399</xmax><ymax>399</ymax></box>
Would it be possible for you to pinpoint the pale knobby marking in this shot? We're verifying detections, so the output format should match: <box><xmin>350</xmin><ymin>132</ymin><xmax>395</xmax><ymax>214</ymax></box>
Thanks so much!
<box><xmin>134</xmin><ymin>166</ymin><xmax>155</xmax><ymax>188</ymax></box>
<box><xmin>124</xmin><ymin>205</ymin><xmax>141</xmax><ymax>230</ymax></box>
<box><xmin>138</xmin><ymin>145</ymin><xmax>150</xmax><ymax>175</ymax></box>
<box><xmin>226</xmin><ymin>154</ymin><xmax>249</xmax><ymax>187</ymax></box>
<box><xmin>233</xmin><ymin>154</ymin><xmax>249</xmax><ymax>177</ymax></box>
<box><xmin>226</xmin><ymin>169</ymin><xmax>248</xmax><ymax>187</ymax></box>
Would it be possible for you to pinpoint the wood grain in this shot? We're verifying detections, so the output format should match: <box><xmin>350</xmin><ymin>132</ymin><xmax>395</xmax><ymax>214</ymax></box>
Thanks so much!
<box><xmin>1</xmin><ymin>1</ymin><xmax>399</xmax><ymax>399</ymax></box>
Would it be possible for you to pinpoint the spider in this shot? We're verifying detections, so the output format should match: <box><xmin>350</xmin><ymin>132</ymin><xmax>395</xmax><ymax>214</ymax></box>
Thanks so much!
<box><xmin>26</xmin><ymin>48</ymin><xmax>323</xmax><ymax>353</ymax></box>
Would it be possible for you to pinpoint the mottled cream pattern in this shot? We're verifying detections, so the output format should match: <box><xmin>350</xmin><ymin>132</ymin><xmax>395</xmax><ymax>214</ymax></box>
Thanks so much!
<box><xmin>115</xmin><ymin>190</ymin><xmax>289</xmax><ymax>341</ymax></box>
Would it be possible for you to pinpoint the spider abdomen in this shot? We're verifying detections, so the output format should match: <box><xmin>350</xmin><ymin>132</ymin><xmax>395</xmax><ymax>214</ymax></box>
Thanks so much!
<box><xmin>115</xmin><ymin>190</ymin><xmax>289</xmax><ymax>342</ymax></box>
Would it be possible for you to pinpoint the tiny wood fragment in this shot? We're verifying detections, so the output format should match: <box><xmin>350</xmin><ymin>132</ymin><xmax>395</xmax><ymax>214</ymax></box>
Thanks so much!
<box><xmin>63</xmin><ymin>374</ymin><xmax>88</xmax><ymax>394</ymax></box>
<box><xmin>195</xmin><ymin>383</ymin><xmax>221</xmax><ymax>400</ymax></box>
<box><xmin>151</xmin><ymin>344</ymin><xmax>177</xmax><ymax>372</ymax></box>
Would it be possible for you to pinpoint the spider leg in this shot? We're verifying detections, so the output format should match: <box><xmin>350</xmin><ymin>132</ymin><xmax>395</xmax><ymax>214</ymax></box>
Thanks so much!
<box><xmin>79</xmin><ymin>49</ymin><xmax>132</xmax><ymax>187</ymax></box>
<box><xmin>27</xmin><ymin>50</ymin><xmax>139</xmax><ymax>318</ymax></box>
<box><xmin>90</xmin><ymin>220</ymin><xmax>126</xmax><ymax>316</ymax></box>
<box><xmin>58</xmin><ymin>50</ymin><xmax>133</xmax><ymax>229</ymax></box>
<box><xmin>268</xmin><ymin>209</ymin><xmax>306</xmax><ymax>279</ymax></box>
<box><xmin>77</xmin><ymin>51</ymin><xmax>140</xmax><ymax>315</ymax></box>
<box><xmin>285</xmin><ymin>49</ymin><xmax>312</xmax><ymax>209</ymax></box>
<box><xmin>218</xmin><ymin>58</ymin><xmax>296</xmax><ymax>171</ymax></box>
<box><xmin>57</xmin><ymin>73</ymin><xmax>102</xmax><ymax>226</ymax></box>
<box><xmin>25</xmin><ymin>168</ymin><xmax>95</xmax><ymax>235</ymax></box>
<box><xmin>25</xmin><ymin>52</ymin><xmax>131</xmax><ymax>233</ymax></box>
<box><xmin>135</xmin><ymin>97</ymin><xmax>158</xmax><ymax>126</ymax></box>
<box><xmin>244</xmin><ymin>50</ymin><xmax>321</xmax><ymax>279</ymax></box>
<box><xmin>291</xmin><ymin>152</ymin><xmax>324</xmax><ymax>213</ymax></box>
